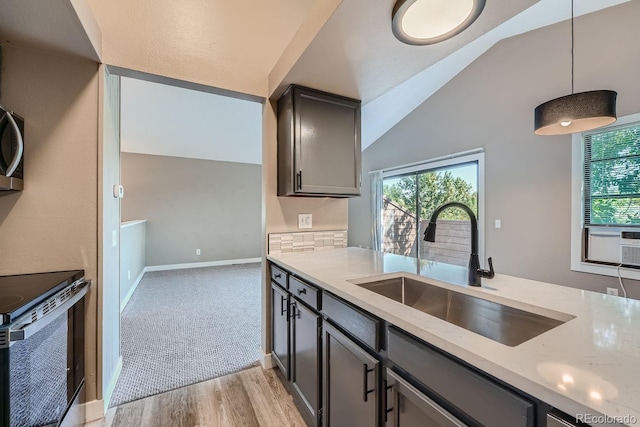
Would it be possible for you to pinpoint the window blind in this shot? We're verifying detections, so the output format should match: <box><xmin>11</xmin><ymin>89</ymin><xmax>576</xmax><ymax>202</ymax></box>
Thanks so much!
<box><xmin>584</xmin><ymin>123</ymin><xmax>640</xmax><ymax>226</ymax></box>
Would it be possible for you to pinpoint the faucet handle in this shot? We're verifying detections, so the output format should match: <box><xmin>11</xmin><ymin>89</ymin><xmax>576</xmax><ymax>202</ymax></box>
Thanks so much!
<box><xmin>477</xmin><ymin>257</ymin><xmax>495</xmax><ymax>279</ymax></box>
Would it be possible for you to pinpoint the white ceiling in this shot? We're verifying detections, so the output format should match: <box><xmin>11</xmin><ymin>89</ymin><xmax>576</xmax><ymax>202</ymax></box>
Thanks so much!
<box><xmin>86</xmin><ymin>0</ymin><xmax>314</xmax><ymax>97</ymax></box>
<box><xmin>361</xmin><ymin>0</ymin><xmax>631</xmax><ymax>148</ymax></box>
<box><xmin>119</xmin><ymin>0</ymin><xmax>630</xmax><ymax>163</ymax></box>
<box><xmin>120</xmin><ymin>77</ymin><xmax>262</xmax><ymax>165</ymax></box>
<box><xmin>275</xmin><ymin>0</ymin><xmax>539</xmax><ymax>101</ymax></box>
<box><xmin>0</xmin><ymin>0</ymin><xmax>101</xmax><ymax>61</ymax></box>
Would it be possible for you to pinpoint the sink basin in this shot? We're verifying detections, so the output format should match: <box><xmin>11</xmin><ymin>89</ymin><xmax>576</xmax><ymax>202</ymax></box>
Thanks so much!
<box><xmin>350</xmin><ymin>275</ymin><xmax>573</xmax><ymax>346</ymax></box>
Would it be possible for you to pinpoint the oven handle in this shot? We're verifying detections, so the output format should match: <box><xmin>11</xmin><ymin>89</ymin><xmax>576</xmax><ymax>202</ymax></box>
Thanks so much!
<box><xmin>9</xmin><ymin>281</ymin><xmax>90</xmax><ymax>343</ymax></box>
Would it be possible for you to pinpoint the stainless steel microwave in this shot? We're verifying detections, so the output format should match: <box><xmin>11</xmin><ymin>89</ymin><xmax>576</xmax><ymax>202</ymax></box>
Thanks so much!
<box><xmin>0</xmin><ymin>105</ymin><xmax>24</xmax><ymax>194</ymax></box>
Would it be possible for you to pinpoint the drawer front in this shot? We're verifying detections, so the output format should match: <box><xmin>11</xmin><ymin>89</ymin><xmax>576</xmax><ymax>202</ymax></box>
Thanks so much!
<box><xmin>271</xmin><ymin>264</ymin><xmax>288</xmax><ymax>289</ymax></box>
<box><xmin>387</xmin><ymin>326</ymin><xmax>534</xmax><ymax>427</ymax></box>
<box><xmin>322</xmin><ymin>292</ymin><xmax>381</xmax><ymax>352</ymax></box>
<box><xmin>290</xmin><ymin>276</ymin><xmax>320</xmax><ymax>310</ymax></box>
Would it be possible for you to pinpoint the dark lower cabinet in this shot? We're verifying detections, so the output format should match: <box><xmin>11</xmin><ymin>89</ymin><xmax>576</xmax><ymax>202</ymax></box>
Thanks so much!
<box><xmin>384</xmin><ymin>369</ymin><xmax>466</xmax><ymax>427</ymax></box>
<box><xmin>269</xmin><ymin>262</ymin><xmax>582</xmax><ymax>427</ymax></box>
<box><xmin>271</xmin><ymin>282</ymin><xmax>290</xmax><ymax>380</ymax></box>
<box><xmin>323</xmin><ymin>321</ymin><xmax>380</xmax><ymax>427</ymax></box>
<box><xmin>291</xmin><ymin>299</ymin><xmax>321</xmax><ymax>426</ymax></box>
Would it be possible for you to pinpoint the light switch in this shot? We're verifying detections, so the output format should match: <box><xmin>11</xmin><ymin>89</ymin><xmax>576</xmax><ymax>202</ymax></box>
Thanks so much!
<box><xmin>112</xmin><ymin>230</ymin><xmax>118</xmax><ymax>247</ymax></box>
<box><xmin>495</xmin><ymin>219</ymin><xmax>502</xmax><ymax>229</ymax></box>
<box><xmin>298</xmin><ymin>213</ymin><xmax>312</xmax><ymax>229</ymax></box>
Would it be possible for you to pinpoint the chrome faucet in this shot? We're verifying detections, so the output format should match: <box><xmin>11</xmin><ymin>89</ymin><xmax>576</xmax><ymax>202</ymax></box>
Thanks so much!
<box><xmin>423</xmin><ymin>202</ymin><xmax>494</xmax><ymax>287</ymax></box>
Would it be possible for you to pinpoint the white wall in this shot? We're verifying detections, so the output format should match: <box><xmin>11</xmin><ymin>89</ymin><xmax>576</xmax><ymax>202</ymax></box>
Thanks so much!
<box><xmin>120</xmin><ymin>221</ymin><xmax>145</xmax><ymax>309</ymax></box>
<box><xmin>120</xmin><ymin>77</ymin><xmax>262</xmax><ymax>165</ymax></box>
<box><xmin>100</xmin><ymin>68</ymin><xmax>121</xmax><ymax>408</ymax></box>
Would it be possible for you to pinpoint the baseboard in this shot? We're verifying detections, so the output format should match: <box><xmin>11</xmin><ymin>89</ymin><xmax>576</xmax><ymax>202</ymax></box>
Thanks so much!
<box><xmin>144</xmin><ymin>257</ymin><xmax>261</xmax><ymax>272</ymax></box>
<box><xmin>103</xmin><ymin>356</ymin><xmax>123</xmax><ymax>413</ymax></box>
<box><xmin>120</xmin><ymin>269</ymin><xmax>145</xmax><ymax>312</ymax></box>
<box><xmin>84</xmin><ymin>399</ymin><xmax>105</xmax><ymax>423</ymax></box>
<box><xmin>261</xmin><ymin>352</ymin><xmax>276</xmax><ymax>369</ymax></box>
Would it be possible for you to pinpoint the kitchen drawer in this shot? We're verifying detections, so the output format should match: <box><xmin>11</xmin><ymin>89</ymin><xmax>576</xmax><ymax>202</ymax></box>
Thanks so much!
<box><xmin>271</xmin><ymin>264</ymin><xmax>288</xmax><ymax>289</ymax></box>
<box><xmin>387</xmin><ymin>326</ymin><xmax>535</xmax><ymax>427</ymax></box>
<box><xmin>322</xmin><ymin>292</ymin><xmax>381</xmax><ymax>352</ymax></box>
<box><xmin>290</xmin><ymin>276</ymin><xmax>320</xmax><ymax>311</ymax></box>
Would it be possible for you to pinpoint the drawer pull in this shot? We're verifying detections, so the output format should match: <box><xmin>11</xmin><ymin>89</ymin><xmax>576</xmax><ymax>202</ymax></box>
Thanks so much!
<box><xmin>274</xmin><ymin>273</ymin><xmax>282</xmax><ymax>279</ymax></box>
<box><xmin>363</xmin><ymin>364</ymin><xmax>375</xmax><ymax>402</ymax></box>
<box><xmin>297</xmin><ymin>288</ymin><xmax>307</xmax><ymax>295</ymax></box>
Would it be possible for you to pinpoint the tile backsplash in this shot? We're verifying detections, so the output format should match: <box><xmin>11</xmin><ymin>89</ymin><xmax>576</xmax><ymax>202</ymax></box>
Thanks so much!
<box><xmin>268</xmin><ymin>230</ymin><xmax>347</xmax><ymax>254</ymax></box>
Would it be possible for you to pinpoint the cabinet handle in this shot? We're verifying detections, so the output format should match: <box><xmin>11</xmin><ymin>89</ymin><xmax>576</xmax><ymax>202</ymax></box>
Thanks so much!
<box><xmin>290</xmin><ymin>303</ymin><xmax>300</xmax><ymax>319</ymax></box>
<box><xmin>280</xmin><ymin>295</ymin><xmax>287</xmax><ymax>316</ymax></box>
<box><xmin>297</xmin><ymin>288</ymin><xmax>306</xmax><ymax>295</ymax></box>
<box><xmin>362</xmin><ymin>364</ymin><xmax>375</xmax><ymax>402</ymax></box>
<box><xmin>383</xmin><ymin>379</ymin><xmax>394</xmax><ymax>422</ymax></box>
<box><xmin>296</xmin><ymin>171</ymin><xmax>302</xmax><ymax>189</ymax></box>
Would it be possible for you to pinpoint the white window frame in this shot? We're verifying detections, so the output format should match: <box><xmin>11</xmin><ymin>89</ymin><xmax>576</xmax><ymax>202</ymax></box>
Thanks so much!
<box><xmin>571</xmin><ymin>112</ymin><xmax>640</xmax><ymax>280</ymax></box>
<box><xmin>378</xmin><ymin>149</ymin><xmax>485</xmax><ymax>264</ymax></box>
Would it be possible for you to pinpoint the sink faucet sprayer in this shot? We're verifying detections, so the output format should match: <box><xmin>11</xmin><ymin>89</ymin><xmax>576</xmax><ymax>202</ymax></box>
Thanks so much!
<box><xmin>423</xmin><ymin>202</ymin><xmax>494</xmax><ymax>287</ymax></box>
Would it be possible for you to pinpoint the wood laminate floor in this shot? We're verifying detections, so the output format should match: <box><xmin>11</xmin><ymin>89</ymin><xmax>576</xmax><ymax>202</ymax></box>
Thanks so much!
<box><xmin>86</xmin><ymin>367</ymin><xmax>306</xmax><ymax>427</ymax></box>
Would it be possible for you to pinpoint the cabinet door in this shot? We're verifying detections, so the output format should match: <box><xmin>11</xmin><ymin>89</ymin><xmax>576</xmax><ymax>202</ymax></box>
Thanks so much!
<box><xmin>323</xmin><ymin>321</ymin><xmax>379</xmax><ymax>427</ymax></box>
<box><xmin>271</xmin><ymin>283</ymin><xmax>290</xmax><ymax>380</ymax></box>
<box><xmin>291</xmin><ymin>300</ymin><xmax>321</xmax><ymax>426</ymax></box>
<box><xmin>385</xmin><ymin>369</ymin><xmax>466</xmax><ymax>427</ymax></box>
<box><xmin>294</xmin><ymin>89</ymin><xmax>361</xmax><ymax>196</ymax></box>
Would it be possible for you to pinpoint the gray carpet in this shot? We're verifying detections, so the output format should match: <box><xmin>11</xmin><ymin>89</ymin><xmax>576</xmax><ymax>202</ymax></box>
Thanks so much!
<box><xmin>109</xmin><ymin>263</ymin><xmax>262</xmax><ymax>407</ymax></box>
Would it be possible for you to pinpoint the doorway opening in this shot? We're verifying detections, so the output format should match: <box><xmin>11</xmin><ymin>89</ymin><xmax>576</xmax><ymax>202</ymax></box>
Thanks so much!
<box><xmin>102</xmin><ymin>67</ymin><xmax>264</xmax><ymax>408</ymax></box>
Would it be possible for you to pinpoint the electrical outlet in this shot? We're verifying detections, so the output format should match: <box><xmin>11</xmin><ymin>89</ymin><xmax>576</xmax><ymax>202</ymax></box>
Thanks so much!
<box><xmin>606</xmin><ymin>287</ymin><xmax>619</xmax><ymax>296</ymax></box>
<box><xmin>495</xmin><ymin>219</ymin><xmax>502</xmax><ymax>229</ymax></box>
<box><xmin>196</xmin><ymin>249</ymin><xmax>201</xmax><ymax>256</ymax></box>
<box><xmin>298</xmin><ymin>213</ymin><xmax>312</xmax><ymax>229</ymax></box>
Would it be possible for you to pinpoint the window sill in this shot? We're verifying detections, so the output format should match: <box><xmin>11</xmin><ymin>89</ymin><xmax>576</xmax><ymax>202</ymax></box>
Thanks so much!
<box><xmin>571</xmin><ymin>261</ymin><xmax>640</xmax><ymax>281</ymax></box>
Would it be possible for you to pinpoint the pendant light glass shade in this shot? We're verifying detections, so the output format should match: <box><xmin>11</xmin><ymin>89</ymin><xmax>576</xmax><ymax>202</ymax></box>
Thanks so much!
<box><xmin>534</xmin><ymin>90</ymin><xmax>617</xmax><ymax>135</ymax></box>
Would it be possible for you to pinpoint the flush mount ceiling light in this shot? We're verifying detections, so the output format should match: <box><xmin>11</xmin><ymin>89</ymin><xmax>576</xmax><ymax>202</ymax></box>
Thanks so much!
<box><xmin>534</xmin><ymin>0</ymin><xmax>617</xmax><ymax>136</ymax></box>
<box><xmin>391</xmin><ymin>0</ymin><xmax>485</xmax><ymax>45</ymax></box>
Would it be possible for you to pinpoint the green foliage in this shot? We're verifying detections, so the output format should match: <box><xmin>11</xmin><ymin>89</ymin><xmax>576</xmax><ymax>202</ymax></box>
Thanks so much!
<box><xmin>383</xmin><ymin>171</ymin><xmax>477</xmax><ymax>220</ymax></box>
<box><xmin>588</xmin><ymin>125</ymin><xmax>640</xmax><ymax>225</ymax></box>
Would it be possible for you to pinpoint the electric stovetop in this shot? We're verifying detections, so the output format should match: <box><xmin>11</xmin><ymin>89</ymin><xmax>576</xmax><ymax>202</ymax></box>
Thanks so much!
<box><xmin>0</xmin><ymin>270</ymin><xmax>84</xmax><ymax>326</ymax></box>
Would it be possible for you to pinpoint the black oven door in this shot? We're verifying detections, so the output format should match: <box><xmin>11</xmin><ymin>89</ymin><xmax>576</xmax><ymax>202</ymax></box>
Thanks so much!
<box><xmin>0</xmin><ymin>289</ymin><xmax>86</xmax><ymax>427</ymax></box>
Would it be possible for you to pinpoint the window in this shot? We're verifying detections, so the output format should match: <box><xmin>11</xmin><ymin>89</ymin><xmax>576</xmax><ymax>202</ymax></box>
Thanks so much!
<box><xmin>571</xmin><ymin>113</ymin><xmax>640</xmax><ymax>280</ymax></box>
<box><xmin>584</xmin><ymin>124</ymin><xmax>640</xmax><ymax>226</ymax></box>
<box><xmin>374</xmin><ymin>151</ymin><xmax>484</xmax><ymax>266</ymax></box>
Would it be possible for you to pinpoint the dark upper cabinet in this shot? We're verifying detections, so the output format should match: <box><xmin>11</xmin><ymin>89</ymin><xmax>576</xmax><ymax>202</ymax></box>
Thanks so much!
<box><xmin>277</xmin><ymin>85</ymin><xmax>361</xmax><ymax>197</ymax></box>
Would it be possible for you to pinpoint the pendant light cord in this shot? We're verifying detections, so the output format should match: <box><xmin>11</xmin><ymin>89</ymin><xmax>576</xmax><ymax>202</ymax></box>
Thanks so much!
<box><xmin>571</xmin><ymin>0</ymin><xmax>574</xmax><ymax>94</ymax></box>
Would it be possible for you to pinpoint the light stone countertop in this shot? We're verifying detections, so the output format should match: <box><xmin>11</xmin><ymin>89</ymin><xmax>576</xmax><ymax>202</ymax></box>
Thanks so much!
<box><xmin>267</xmin><ymin>247</ymin><xmax>640</xmax><ymax>426</ymax></box>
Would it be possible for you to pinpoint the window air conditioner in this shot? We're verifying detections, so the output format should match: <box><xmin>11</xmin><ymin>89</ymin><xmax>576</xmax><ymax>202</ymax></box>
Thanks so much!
<box><xmin>620</xmin><ymin>231</ymin><xmax>640</xmax><ymax>266</ymax></box>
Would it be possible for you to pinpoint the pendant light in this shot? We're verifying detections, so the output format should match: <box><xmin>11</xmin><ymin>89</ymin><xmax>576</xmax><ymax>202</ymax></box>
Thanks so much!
<box><xmin>534</xmin><ymin>0</ymin><xmax>617</xmax><ymax>136</ymax></box>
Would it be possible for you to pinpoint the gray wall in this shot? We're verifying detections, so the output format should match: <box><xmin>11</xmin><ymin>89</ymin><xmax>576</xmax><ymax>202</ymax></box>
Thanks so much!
<box><xmin>121</xmin><ymin>152</ymin><xmax>261</xmax><ymax>266</ymax></box>
<box><xmin>120</xmin><ymin>221</ymin><xmax>145</xmax><ymax>309</ymax></box>
<box><xmin>349</xmin><ymin>2</ymin><xmax>640</xmax><ymax>298</ymax></box>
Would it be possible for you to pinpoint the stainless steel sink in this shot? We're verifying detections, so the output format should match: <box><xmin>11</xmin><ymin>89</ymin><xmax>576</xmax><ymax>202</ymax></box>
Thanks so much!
<box><xmin>350</xmin><ymin>275</ymin><xmax>572</xmax><ymax>346</ymax></box>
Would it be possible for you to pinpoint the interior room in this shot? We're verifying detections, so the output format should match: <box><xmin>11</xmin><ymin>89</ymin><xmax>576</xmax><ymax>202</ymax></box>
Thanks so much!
<box><xmin>0</xmin><ymin>0</ymin><xmax>639</xmax><ymax>426</ymax></box>
<box><xmin>111</xmin><ymin>76</ymin><xmax>264</xmax><ymax>407</ymax></box>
